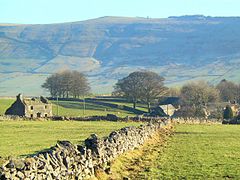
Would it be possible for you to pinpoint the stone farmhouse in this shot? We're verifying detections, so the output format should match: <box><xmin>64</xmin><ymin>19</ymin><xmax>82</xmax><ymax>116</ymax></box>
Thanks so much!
<box><xmin>5</xmin><ymin>94</ymin><xmax>52</xmax><ymax>118</ymax></box>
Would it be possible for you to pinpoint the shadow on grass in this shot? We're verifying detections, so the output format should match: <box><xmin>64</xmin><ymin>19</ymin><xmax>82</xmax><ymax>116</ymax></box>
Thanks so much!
<box><xmin>52</xmin><ymin>100</ymin><xmax>145</xmax><ymax>115</ymax></box>
<box><xmin>175</xmin><ymin>131</ymin><xmax>205</xmax><ymax>135</ymax></box>
<box><xmin>54</xmin><ymin>101</ymin><xmax>115</xmax><ymax>112</ymax></box>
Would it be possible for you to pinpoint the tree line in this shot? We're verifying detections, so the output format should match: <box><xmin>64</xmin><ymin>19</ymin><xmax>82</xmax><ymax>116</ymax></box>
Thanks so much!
<box><xmin>42</xmin><ymin>70</ymin><xmax>168</xmax><ymax>113</ymax></box>
<box><xmin>42</xmin><ymin>70</ymin><xmax>240</xmax><ymax>119</ymax></box>
<box><xmin>113</xmin><ymin>72</ymin><xmax>240</xmax><ymax>118</ymax></box>
<box><xmin>42</xmin><ymin>70</ymin><xmax>90</xmax><ymax>98</ymax></box>
<box><xmin>179</xmin><ymin>79</ymin><xmax>240</xmax><ymax>106</ymax></box>
<box><xmin>169</xmin><ymin>79</ymin><xmax>240</xmax><ymax>118</ymax></box>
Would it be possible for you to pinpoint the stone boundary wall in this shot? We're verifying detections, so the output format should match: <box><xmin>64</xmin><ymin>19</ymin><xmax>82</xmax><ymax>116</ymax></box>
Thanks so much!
<box><xmin>0</xmin><ymin>114</ymin><xmax>163</xmax><ymax>122</ymax></box>
<box><xmin>0</xmin><ymin>115</ymin><xmax>222</xmax><ymax>124</ymax></box>
<box><xmin>172</xmin><ymin>117</ymin><xmax>221</xmax><ymax>124</ymax></box>
<box><xmin>0</xmin><ymin>119</ymin><xmax>170</xmax><ymax>179</ymax></box>
<box><xmin>0</xmin><ymin>115</ymin><xmax>31</xmax><ymax>121</ymax></box>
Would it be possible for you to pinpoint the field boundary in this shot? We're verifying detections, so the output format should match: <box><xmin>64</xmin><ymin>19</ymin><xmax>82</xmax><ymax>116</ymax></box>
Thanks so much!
<box><xmin>0</xmin><ymin>114</ymin><xmax>164</xmax><ymax>122</ymax></box>
<box><xmin>172</xmin><ymin>117</ymin><xmax>222</xmax><ymax>124</ymax></box>
<box><xmin>0</xmin><ymin>119</ymin><xmax>170</xmax><ymax>179</ymax></box>
<box><xmin>105</xmin><ymin>125</ymin><xmax>173</xmax><ymax>179</ymax></box>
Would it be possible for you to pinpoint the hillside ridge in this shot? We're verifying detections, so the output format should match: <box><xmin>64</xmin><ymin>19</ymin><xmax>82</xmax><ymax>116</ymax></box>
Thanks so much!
<box><xmin>0</xmin><ymin>15</ymin><xmax>240</xmax><ymax>95</ymax></box>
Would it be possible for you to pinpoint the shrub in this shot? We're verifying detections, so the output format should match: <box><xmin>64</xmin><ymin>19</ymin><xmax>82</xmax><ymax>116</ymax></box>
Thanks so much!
<box><xmin>222</xmin><ymin>119</ymin><xmax>230</xmax><ymax>124</ymax></box>
<box><xmin>223</xmin><ymin>105</ymin><xmax>233</xmax><ymax>119</ymax></box>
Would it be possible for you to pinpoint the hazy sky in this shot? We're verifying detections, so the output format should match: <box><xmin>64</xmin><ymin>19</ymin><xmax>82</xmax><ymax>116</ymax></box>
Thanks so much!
<box><xmin>1</xmin><ymin>0</ymin><xmax>240</xmax><ymax>24</ymax></box>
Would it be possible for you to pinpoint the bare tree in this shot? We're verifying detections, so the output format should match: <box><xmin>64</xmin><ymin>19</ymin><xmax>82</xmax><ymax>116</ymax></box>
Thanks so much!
<box><xmin>179</xmin><ymin>81</ymin><xmax>220</xmax><ymax>117</ymax></box>
<box><xmin>178</xmin><ymin>81</ymin><xmax>219</xmax><ymax>117</ymax></box>
<box><xmin>42</xmin><ymin>75</ymin><xmax>58</xmax><ymax>97</ymax></box>
<box><xmin>167</xmin><ymin>87</ymin><xmax>181</xmax><ymax>97</ymax></box>
<box><xmin>60</xmin><ymin>70</ymin><xmax>73</xmax><ymax>98</ymax></box>
<box><xmin>181</xmin><ymin>81</ymin><xmax>219</xmax><ymax>106</ymax></box>
<box><xmin>42</xmin><ymin>70</ymin><xmax>90</xmax><ymax>98</ymax></box>
<box><xmin>114</xmin><ymin>71</ymin><xmax>143</xmax><ymax>109</ymax></box>
<box><xmin>114</xmin><ymin>71</ymin><xmax>167</xmax><ymax>112</ymax></box>
<box><xmin>139</xmin><ymin>71</ymin><xmax>168</xmax><ymax>112</ymax></box>
<box><xmin>216</xmin><ymin>79</ymin><xmax>239</xmax><ymax>102</ymax></box>
<box><xmin>70</xmin><ymin>71</ymin><xmax>90</xmax><ymax>98</ymax></box>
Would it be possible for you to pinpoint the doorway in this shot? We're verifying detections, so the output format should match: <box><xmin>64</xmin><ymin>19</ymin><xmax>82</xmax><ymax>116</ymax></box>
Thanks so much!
<box><xmin>37</xmin><ymin>112</ymin><xmax>41</xmax><ymax>118</ymax></box>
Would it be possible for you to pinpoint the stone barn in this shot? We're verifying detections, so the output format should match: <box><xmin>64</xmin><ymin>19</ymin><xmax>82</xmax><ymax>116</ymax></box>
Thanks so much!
<box><xmin>5</xmin><ymin>94</ymin><xmax>52</xmax><ymax>118</ymax></box>
<box><xmin>150</xmin><ymin>97</ymin><xmax>181</xmax><ymax>117</ymax></box>
<box><xmin>151</xmin><ymin>104</ymin><xmax>178</xmax><ymax>117</ymax></box>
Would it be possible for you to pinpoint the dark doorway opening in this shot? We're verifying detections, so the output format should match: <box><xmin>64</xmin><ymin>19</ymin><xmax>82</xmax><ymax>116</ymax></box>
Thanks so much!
<box><xmin>37</xmin><ymin>112</ymin><xmax>41</xmax><ymax>118</ymax></box>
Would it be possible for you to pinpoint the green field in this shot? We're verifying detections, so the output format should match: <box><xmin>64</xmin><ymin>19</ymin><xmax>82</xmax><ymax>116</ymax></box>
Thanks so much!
<box><xmin>0</xmin><ymin>121</ymin><xmax>141</xmax><ymax>158</ymax></box>
<box><xmin>0</xmin><ymin>99</ymin><xmax>14</xmax><ymax>115</ymax></box>
<box><xmin>0</xmin><ymin>98</ymin><xmax>136</xmax><ymax>117</ymax></box>
<box><xmin>101</xmin><ymin>101</ymin><xmax>149</xmax><ymax>112</ymax></box>
<box><xmin>51</xmin><ymin>100</ymin><xmax>135</xmax><ymax>117</ymax></box>
<box><xmin>116</xmin><ymin>124</ymin><xmax>240</xmax><ymax>179</ymax></box>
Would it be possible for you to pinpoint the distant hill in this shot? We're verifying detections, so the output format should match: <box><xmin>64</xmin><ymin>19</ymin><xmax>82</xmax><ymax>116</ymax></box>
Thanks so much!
<box><xmin>1</xmin><ymin>15</ymin><xmax>240</xmax><ymax>96</ymax></box>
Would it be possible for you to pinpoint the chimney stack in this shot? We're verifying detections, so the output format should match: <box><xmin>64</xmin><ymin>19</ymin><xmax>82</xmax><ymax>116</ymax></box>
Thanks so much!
<box><xmin>16</xmin><ymin>93</ymin><xmax>23</xmax><ymax>101</ymax></box>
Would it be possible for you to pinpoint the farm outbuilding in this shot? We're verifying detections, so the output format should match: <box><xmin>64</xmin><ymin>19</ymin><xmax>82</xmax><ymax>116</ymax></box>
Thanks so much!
<box><xmin>151</xmin><ymin>104</ymin><xmax>178</xmax><ymax>117</ymax></box>
<box><xmin>150</xmin><ymin>97</ymin><xmax>181</xmax><ymax>117</ymax></box>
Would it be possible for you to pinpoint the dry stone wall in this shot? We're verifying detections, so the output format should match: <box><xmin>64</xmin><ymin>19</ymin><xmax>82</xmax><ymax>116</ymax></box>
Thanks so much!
<box><xmin>172</xmin><ymin>117</ymin><xmax>221</xmax><ymax>124</ymax></box>
<box><xmin>0</xmin><ymin>120</ymin><xmax>169</xmax><ymax>180</ymax></box>
<box><xmin>0</xmin><ymin>114</ymin><xmax>164</xmax><ymax>122</ymax></box>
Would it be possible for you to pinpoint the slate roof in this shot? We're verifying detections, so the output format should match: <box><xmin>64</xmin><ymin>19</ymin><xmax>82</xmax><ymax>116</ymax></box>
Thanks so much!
<box><xmin>159</xmin><ymin>97</ymin><xmax>180</xmax><ymax>107</ymax></box>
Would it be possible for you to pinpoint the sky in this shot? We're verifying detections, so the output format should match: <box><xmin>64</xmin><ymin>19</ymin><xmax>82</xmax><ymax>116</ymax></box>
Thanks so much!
<box><xmin>1</xmin><ymin>0</ymin><xmax>240</xmax><ymax>24</ymax></box>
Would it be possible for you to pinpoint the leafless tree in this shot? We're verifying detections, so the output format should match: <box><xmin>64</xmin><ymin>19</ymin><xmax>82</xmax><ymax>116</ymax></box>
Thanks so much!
<box><xmin>42</xmin><ymin>70</ymin><xmax>90</xmax><ymax>98</ymax></box>
<box><xmin>181</xmin><ymin>81</ymin><xmax>219</xmax><ymax>106</ymax></box>
<box><xmin>114</xmin><ymin>71</ymin><xmax>167</xmax><ymax>112</ymax></box>
<box><xmin>216</xmin><ymin>79</ymin><xmax>239</xmax><ymax>102</ymax></box>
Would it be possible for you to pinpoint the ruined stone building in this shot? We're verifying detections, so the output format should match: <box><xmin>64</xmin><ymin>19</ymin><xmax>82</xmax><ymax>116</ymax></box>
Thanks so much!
<box><xmin>5</xmin><ymin>94</ymin><xmax>52</xmax><ymax>118</ymax></box>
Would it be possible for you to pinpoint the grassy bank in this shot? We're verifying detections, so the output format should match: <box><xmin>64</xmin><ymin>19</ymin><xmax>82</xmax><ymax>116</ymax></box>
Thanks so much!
<box><xmin>110</xmin><ymin>124</ymin><xmax>240</xmax><ymax>179</ymax></box>
<box><xmin>0</xmin><ymin>121</ymin><xmax>141</xmax><ymax>158</ymax></box>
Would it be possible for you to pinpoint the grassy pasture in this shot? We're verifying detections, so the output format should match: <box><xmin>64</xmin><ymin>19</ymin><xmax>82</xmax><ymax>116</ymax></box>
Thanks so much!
<box><xmin>51</xmin><ymin>100</ymin><xmax>135</xmax><ymax>117</ymax></box>
<box><xmin>0</xmin><ymin>98</ymin><xmax>136</xmax><ymax>117</ymax></box>
<box><xmin>0</xmin><ymin>120</ymin><xmax>141</xmax><ymax>158</ymax></box>
<box><xmin>0</xmin><ymin>98</ymin><xmax>14</xmax><ymax>115</ymax></box>
<box><xmin>149</xmin><ymin>124</ymin><xmax>240</xmax><ymax>179</ymax></box>
<box><xmin>101</xmin><ymin>101</ymin><xmax>149</xmax><ymax>112</ymax></box>
<box><xmin>110</xmin><ymin>124</ymin><xmax>240</xmax><ymax>179</ymax></box>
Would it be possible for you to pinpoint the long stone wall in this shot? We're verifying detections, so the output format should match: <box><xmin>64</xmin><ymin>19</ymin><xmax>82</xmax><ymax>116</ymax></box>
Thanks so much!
<box><xmin>172</xmin><ymin>117</ymin><xmax>221</xmax><ymax>124</ymax></box>
<box><xmin>0</xmin><ymin>120</ymin><xmax>169</xmax><ymax>179</ymax></box>
<box><xmin>0</xmin><ymin>114</ymin><xmax>165</xmax><ymax>123</ymax></box>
